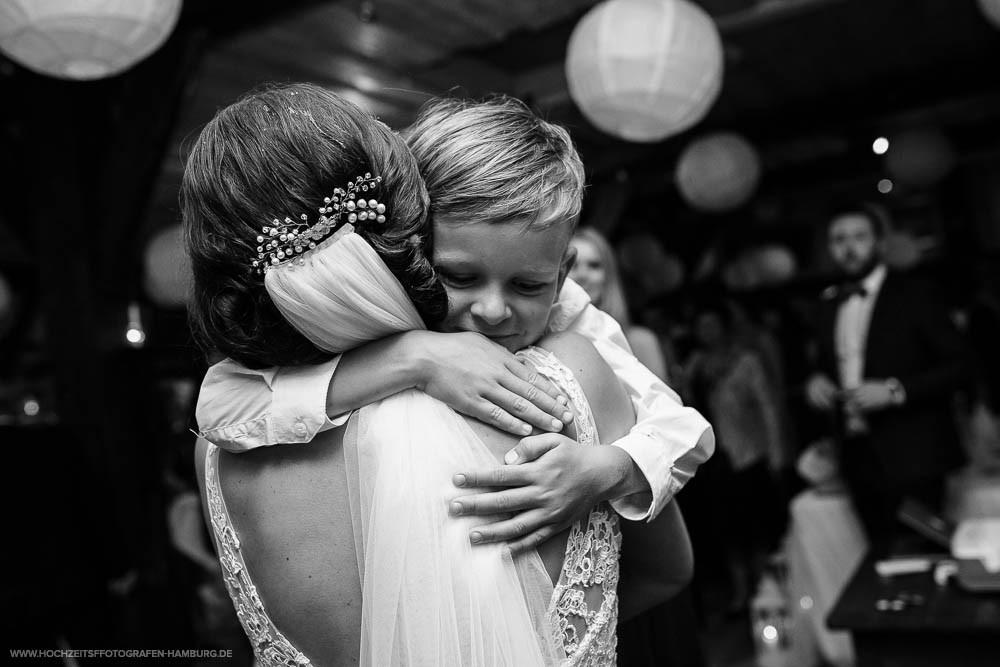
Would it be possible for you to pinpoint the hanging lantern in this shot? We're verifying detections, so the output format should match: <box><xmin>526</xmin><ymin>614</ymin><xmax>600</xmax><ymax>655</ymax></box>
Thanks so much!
<box><xmin>144</xmin><ymin>225</ymin><xmax>192</xmax><ymax>308</ymax></box>
<box><xmin>883</xmin><ymin>129</ymin><xmax>955</xmax><ymax>188</ymax></box>
<box><xmin>565</xmin><ymin>0</ymin><xmax>724</xmax><ymax>143</ymax></box>
<box><xmin>977</xmin><ymin>0</ymin><xmax>1000</xmax><ymax>29</ymax></box>
<box><xmin>748</xmin><ymin>245</ymin><xmax>797</xmax><ymax>285</ymax></box>
<box><xmin>0</xmin><ymin>0</ymin><xmax>183</xmax><ymax>80</ymax></box>
<box><xmin>618</xmin><ymin>234</ymin><xmax>685</xmax><ymax>295</ymax></box>
<box><xmin>676</xmin><ymin>132</ymin><xmax>762</xmax><ymax>212</ymax></box>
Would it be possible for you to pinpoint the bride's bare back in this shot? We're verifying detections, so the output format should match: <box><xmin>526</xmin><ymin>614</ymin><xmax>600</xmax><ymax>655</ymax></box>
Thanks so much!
<box><xmin>196</xmin><ymin>332</ymin><xmax>635</xmax><ymax>666</ymax></box>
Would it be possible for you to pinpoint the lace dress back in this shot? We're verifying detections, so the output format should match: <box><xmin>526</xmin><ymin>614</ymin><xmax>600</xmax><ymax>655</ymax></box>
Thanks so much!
<box><xmin>203</xmin><ymin>346</ymin><xmax>620</xmax><ymax>667</ymax></box>
<box><xmin>519</xmin><ymin>347</ymin><xmax>622</xmax><ymax>667</ymax></box>
<box><xmin>203</xmin><ymin>445</ymin><xmax>311</xmax><ymax>666</ymax></box>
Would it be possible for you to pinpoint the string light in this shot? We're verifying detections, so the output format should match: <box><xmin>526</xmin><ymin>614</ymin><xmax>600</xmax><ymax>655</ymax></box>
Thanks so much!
<box><xmin>878</xmin><ymin>178</ymin><xmax>894</xmax><ymax>194</ymax></box>
<box><xmin>873</xmin><ymin>136</ymin><xmax>890</xmax><ymax>155</ymax></box>
<box><xmin>23</xmin><ymin>397</ymin><xmax>40</xmax><ymax>417</ymax></box>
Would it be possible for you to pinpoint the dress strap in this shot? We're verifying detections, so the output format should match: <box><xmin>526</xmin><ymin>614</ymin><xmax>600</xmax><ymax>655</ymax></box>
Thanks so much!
<box><xmin>203</xmin><ymin>445</ymin><xmax>311</xmax><ymax>666</ymax></box>
<box><xmin>517</xmin><ymin>347</ymin><xmax>599</xmax><ymax>448</ymax></box>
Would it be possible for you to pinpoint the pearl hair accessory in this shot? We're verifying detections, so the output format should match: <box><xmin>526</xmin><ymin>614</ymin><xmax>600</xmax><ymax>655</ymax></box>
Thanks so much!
<box><xmin>252</xmin><ymin>172</ymin><xmax>386</xmax><ymax>274</ymax></box>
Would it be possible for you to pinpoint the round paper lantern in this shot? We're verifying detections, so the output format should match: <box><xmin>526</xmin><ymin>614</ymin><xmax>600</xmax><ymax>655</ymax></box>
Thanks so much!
<box><xmin>676</xmin><ymin>132</ymin><xmax>762</xmax><ymax>212</ymax></box>
<box><xmin>749</xmin><ymin>245</ymin><xmax>797</xmax><ymax>285</ymax></box>
<box><xmin>884</xmin><ymin>129</ymin><xmax>955</xmax><ymax>188</ymax></box>
<box><xmin>618</xmin><ymin>234</ymin><xmax>685</xmax><ymax>295</ymax></box>
<box><xmin>144</xmin><ymin>225</ymin><xmax>192</xmax><ymax>308</ymax></box>
<box><xmin>977</xmin><ymin>0</ymin><xmax>1000</xmax><ymax>28</ymax></box>
<box><xmin>0</xmin><ymin>0</ymin><xmax>182</xmax><ymax>80</ymax></box>
<box><xmin>566</xmin><ymin>0</ymin><xmax>724</xmax><ymax>143</ymax></box>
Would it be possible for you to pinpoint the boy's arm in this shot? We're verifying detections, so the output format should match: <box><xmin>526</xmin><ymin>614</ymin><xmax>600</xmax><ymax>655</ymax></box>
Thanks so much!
<box><xmin>197</xmin><ymin>358</ymin><xmax>342</xmax><ymax>451</ymax></box>
<box><xmin>571</xmin><ymin>303</ymin><xmax>715</xmax><ymax>521</ymax></box>
<box><xmin>197</xmin><ymin>332</ymin><xmax>573</xmax><ymax>452</ymax></box>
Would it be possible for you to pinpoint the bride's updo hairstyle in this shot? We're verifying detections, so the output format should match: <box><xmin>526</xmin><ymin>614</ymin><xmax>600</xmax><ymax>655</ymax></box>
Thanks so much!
<box><xmin>182</xmin><ymin>83</ymin><xmax>446</xmax><ymax>368</ymax></box>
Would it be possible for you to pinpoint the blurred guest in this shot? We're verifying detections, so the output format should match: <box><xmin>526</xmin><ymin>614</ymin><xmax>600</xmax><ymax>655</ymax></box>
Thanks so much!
<box><xmin>685</xmin><ymin>300</ymin><xmax>785</xmax><ymax>612</ymax></box>
<box><xmin>805</xmin><ymin>203</ymin><xmax>970</xmax><ymax>546</ymax></box>
<box><xmin>570</xmin><ymin>227</ymin><xmax>669</xmax><ymax>380</ymax></box>
<box><xmin>570</xmin><ymin>228</ymin><xmax>704</xmax><ymax>666</ymax></box>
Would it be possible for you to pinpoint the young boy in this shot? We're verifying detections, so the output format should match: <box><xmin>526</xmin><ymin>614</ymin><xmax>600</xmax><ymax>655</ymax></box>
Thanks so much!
<box><xmin>196</xmin><ymin>96</ymin><xmax>713</xmax><ymax>551</ymax></box>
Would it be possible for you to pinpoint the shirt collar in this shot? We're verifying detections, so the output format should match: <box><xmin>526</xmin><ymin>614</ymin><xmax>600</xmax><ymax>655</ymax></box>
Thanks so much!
<box><xmin>546</xmin><ymin>278</ymin><xmax>591</xmax><ymax>333</ymax></box>
<box><xmin>861</xmin><ymin>263</ymin><xmax>888</xmax><ymax>296</ymax></box>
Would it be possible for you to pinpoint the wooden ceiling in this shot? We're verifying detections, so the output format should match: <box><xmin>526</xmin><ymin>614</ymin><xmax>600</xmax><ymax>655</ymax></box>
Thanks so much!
<box><xmin>144</xmin><ymin>0</ymin><xmax>1000</xmax><ymax>225</ymax></box>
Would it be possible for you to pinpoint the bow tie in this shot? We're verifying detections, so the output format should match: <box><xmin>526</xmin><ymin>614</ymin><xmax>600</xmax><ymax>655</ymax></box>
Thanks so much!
<box><xmin>837</xmin><ymin>281</ymin><xmax>868</xmax><ymax>302</ymax></box>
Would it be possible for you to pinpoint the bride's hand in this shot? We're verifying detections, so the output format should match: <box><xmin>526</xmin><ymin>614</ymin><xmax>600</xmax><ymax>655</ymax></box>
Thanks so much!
<box><xmin>414</xmin><ymin>332</ymin><xmax>574</xmax><ymax>435</ymax></box>
<box><xmin>450</xmin><ymin>434</ymin><xmax>634</xmax><ymax>553</ymax></box>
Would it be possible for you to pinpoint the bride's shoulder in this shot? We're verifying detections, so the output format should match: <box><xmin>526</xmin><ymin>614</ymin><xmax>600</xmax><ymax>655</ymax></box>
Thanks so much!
<box><xmin>525</xmin><ymin>332</ymin><xmax>633</xmax><ymax>443</ymax></box>
<box><xmin>527</xmin><ymin>331</ymin><xmax>604</xmax><ymax>378</ymax></box>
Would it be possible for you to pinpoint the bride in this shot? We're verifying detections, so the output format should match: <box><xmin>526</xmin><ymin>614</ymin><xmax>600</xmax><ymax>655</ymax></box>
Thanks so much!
<box><xmin>184</xmin><ymin>84</ymin><xmax>692</xmax><ymax>666</ymax></box>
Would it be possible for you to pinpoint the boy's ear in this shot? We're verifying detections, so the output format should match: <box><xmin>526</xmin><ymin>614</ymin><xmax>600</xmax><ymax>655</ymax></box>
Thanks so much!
<box><xmin>557</xmin><ymin>244</ymin><xmax>578</xmax><ymax>293</ymax></box>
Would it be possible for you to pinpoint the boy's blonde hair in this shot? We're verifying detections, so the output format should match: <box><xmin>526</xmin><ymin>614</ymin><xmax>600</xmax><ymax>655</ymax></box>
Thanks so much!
<box><xmin>404</xmin><ymin>96</ymin><xmax>586</xmax><ymax>231</ymax></box>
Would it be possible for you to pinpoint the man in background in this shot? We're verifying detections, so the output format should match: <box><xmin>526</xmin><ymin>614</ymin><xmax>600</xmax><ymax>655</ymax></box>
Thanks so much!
<box><xmin>805</xmin><ymin>203</ymin><xmax>970</xmax><ymax>546</ymax></box>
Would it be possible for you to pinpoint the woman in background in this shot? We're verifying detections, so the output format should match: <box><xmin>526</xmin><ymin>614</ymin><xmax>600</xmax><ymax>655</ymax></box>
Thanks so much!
<box><xmin>570</xmin><ymin>228</ymin><xmax>670</xmax><ymax>381</ymax></box>
<box><xmin>571</xmin><ymin>227</ymin><xmax>704</xmax><ymax>667</ymax></box>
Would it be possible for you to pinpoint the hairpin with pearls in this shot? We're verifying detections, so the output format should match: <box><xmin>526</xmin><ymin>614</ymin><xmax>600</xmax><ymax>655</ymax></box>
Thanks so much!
<box><xmin>252</xmin><ymin>172</ymin><xmax>386</xmax><ymax>274</ymax></box>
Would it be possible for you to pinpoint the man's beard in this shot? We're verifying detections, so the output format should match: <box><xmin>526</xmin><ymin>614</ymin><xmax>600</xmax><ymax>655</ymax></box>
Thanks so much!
<box><xmin>839</xmin><ymin>252</ymin><xmax>882</xmax><ymax>281</ymax></box>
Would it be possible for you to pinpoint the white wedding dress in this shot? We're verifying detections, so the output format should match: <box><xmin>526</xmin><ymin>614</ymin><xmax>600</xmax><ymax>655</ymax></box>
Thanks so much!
<box><xmin>203</xmin><ymin>230</ymin><xmax>621</xmax><ymax>666</ymax></box>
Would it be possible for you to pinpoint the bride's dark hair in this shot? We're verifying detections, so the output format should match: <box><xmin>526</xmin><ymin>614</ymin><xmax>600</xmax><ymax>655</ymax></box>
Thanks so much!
<box><xmin>182</xmin><ymin>83</ymin><xmax>447</xmax><ymax>369</ymax></box>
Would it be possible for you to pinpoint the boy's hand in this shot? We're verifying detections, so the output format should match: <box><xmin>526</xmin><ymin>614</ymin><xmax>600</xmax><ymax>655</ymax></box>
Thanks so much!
<box><xmin>450</xmin><ymin>434</ymin><xmax>631</xmax><ymax>553</ymax></box>
<box><xmin>416</xmin><ymin>332</ymin><xmax>574</xmax><ymax>435</ymax></box>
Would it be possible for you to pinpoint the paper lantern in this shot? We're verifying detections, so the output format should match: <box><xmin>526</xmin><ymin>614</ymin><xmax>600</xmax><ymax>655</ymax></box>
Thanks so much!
<box><xmin>565</xmin><ymin>0</ymin><xmax>724</xmax><ymax>143</ymax></box>
<box><xmin>884</xmin><ymin>129</ymin><xmax>955</xmax><ymax>188</ymax></box>
<box><xmin>750</xmin><ymin>245</ymin><xmax>797</xmax><ymax>285</ymax></box>
<box><xmin>618</xmin><ymin>234</ymin><xmax>685</xmax><ymax>295</ymax></box>
<box><xmin>0</xmin><ymin>0</ymin><xmax>182</xmax><ymax>80</ymax></box>
<box><xmin>144</xmin><ymin>225</ymin><xmax>192</xmax><ymax>308</ymax></box>
<box><xmin>977</xmin><ymin>0</ymin><xmax>1000</xmax><ymax>28</ymax></box>
<box><xmin>676</xmin><ymin>132</ymin><xmax>762</xmax><ymax>212</ymax></box>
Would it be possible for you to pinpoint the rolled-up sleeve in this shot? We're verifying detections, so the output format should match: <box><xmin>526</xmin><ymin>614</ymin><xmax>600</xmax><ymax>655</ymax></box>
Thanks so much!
<box><xmin>567</xmin><ymin>301</ymin><xmax>714</xmax><ymax>521</ymax></box>
<box><xmin>196</xmin><ymin>357</ymin><xmax>342</xmax><ymax>452</ymax></box>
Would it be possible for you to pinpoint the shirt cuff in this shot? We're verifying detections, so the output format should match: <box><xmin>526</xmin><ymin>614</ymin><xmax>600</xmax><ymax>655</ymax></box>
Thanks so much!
<box><xmin>269</xmin><ymin>356</ymin><xmax>342</xmax><ymax>443</ymax></box>
<box><xmin>609</xmin><ymin>431</ymin><xmax>670</xmax><ymax>521</ymax></box>
<box><xmin>199</xmin><ymin>418</ymin><xmax>270</xmax><ymax>452</ymax></box>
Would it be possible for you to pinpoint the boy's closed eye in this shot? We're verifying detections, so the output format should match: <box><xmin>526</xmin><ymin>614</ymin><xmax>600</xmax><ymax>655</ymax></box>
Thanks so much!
<box><xmin>512</xmin><ymin>280</ymin><xmax>550</xmax><ymax>296</ymax></box>
<box><xmin>437</xmin><ymin>269</ymin><xmax>477</xmax><ymax>288</ymax></box>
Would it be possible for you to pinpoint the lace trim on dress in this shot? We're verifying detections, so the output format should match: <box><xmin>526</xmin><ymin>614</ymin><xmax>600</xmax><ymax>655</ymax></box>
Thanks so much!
<box><xmin>518</xmin><ymin>347</ymin><xmax>622</xmax><ymax>667</ymax></box>
<box><xmin>203</xmin><ymin>445</ymin><xmax>311</xmax><ymax>667</ymax></box>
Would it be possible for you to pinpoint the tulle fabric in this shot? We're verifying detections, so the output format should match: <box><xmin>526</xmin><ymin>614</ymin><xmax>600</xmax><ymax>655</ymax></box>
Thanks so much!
<box><xmin>264</xmin><ymin>229</ymin><xmax>563</xmax><ymax>666</ymax></box>
<box><xmin>345</xmin><ymin>392</ymin><xmax>563</xmax><ymax>666</ymax></box>
<box><xmin>264</xmin><ymin>226</ymin><xmax>424</xmax><ymax>353</ymax></box>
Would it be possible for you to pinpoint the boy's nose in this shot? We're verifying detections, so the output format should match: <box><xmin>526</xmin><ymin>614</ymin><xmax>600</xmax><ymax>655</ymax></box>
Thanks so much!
<box><xmin>470</xmin><ymin>289</ymin><xmax>511</xmax><ymax>326</ymax></box>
